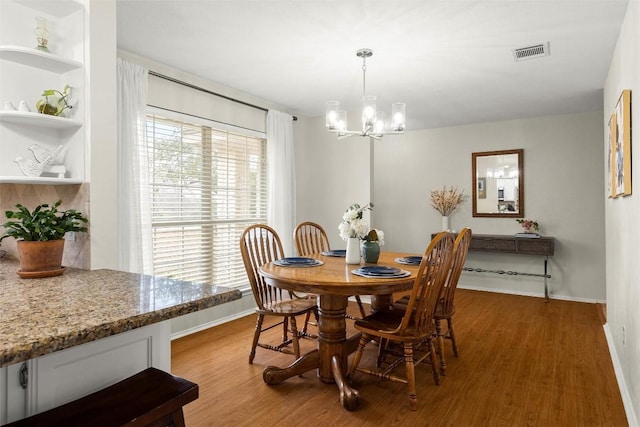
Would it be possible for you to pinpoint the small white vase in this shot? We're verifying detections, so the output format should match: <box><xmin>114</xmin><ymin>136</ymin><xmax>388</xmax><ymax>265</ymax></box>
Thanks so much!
<box><xmin>345</xmin><ymin>237</ymin><xmax>361</xmax><ymax>264</ymax></box>
<box><xmin>441</xmin><ymin>216</ymin><xmax>450</xmax><ymax>231</ymax></box>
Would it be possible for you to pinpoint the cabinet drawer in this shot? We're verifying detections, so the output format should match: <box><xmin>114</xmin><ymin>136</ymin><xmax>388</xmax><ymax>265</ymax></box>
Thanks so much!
<box><xmin>516</xmin><ymin>239</ymin><xmax>555</xmax><ymax>256</ymax></box>
<box><xmin>469</xmin><ymin>237</ymin><xmax>516</xmax><ymax>252</ymax></box>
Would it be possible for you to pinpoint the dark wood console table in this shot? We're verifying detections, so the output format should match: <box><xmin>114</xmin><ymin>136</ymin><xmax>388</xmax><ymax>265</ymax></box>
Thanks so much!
<box><xmin>434</xmin><ymin>233</ymin><xmax>555</xmax><ymax>301</ymax></box>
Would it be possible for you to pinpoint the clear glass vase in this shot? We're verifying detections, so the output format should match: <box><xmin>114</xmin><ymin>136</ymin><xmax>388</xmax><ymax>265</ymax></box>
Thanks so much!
<box><xmin>34</xmin><ymin>16</ymin><xmax>50</xmax><ymax>53</ymax></box>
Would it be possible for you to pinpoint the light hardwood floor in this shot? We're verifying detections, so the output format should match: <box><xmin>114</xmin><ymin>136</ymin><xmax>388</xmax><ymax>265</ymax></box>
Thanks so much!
<box><xmin>171</xmin><ymin>289</ymin><xmax>627</xmax><ymax>426</ymax></box>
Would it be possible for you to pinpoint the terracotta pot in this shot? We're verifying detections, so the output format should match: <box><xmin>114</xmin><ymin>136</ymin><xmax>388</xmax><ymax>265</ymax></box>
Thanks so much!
<box><xmin>17</xmin><ymin>240</ymin><xmax>65</xmax><ymax>272</ymax></box>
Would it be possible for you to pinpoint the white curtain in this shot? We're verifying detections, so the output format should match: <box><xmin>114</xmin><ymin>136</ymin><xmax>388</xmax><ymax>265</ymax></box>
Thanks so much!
<box><xmin>267</xmin><ymin>110</ymin><xmax>296</xmax><ymax>256</ymax></box>
<box><xmin>116</xmin><ymin>58</ymin><xmax>152</xmax><ymax>274</ymax></box>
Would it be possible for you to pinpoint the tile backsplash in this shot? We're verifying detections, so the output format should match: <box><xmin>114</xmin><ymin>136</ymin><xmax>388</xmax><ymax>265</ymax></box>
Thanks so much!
<box><xmin>0</xmin><ymin>183</ymin><xmax>90</xmax><ymax>269</ymax></box>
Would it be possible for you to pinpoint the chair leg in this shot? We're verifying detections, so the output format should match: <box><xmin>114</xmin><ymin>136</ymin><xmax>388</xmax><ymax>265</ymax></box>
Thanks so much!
<box><xmin>355</xmin><ymin>295</ymin><xmax>367</xmax><ymax>318</ymax></box>
<box><xmin>348</xmin><ymin>335</ymin><xmax>369</xmax><ymax>377</ymax></box>
<box><xmin>448</xmin><ymin>318</ymin><xmax>458</xmax><ymax>357</ymax></box>
<box><xmin>403</xmin><ymin>342</ymin><xmax>417</xmax><ymax>411</ymax></box>
<box><xmin>376</xmin><ymin>338</ymin><xmax>388</xmax><ymax>368</ymax></box>
<box><xmin>301</xmin><ymin>311</ymin><xmax>311</xmax><ymax>335</ymax></box>
<box><xmin>435</xmin><ymin>319</ymin><xmax>447</xmax><ymax>375</ymax></box>
<box><xmin>428</xmin><ymin>338</ymin><xmax>440</xmax><ymax>386</ymax></box>
<box><xmin>249</xmin><ymin>314</ymin><xmax>264</xmax><ymax>364</ymax></box>
<box><xmin>282</xmin><ymin>317</ymin><xmax>289</xmax><ymax>342</ymax></box>
<box><xmin>289</xmin><ymin>316</ymin><xmax>300</xmax><ymax>359</ymax></box>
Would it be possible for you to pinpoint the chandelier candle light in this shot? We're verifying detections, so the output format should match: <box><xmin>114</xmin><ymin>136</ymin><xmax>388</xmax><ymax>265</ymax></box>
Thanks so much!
<box><xmin>326</xmin><ymin>49</ymin><xmax>406</xmax><ymax>140</ymax></box>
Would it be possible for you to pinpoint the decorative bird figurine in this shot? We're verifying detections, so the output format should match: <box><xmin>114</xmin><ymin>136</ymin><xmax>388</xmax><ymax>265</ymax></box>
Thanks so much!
<box><xmin>15</xmin><ymin>156</ymin><xmax>46</xmax><ymax>177</ymax></box>
<box><xmin>18</xmin><ymin>100</ymin><xmax>30</xmax><ymax>112</ymax></box>
<box><xmin>16</xmin><ymin>145</ymin><xmax>63</xmax><ymax>177</ymax></box>
<box><xmin>29</xmin><ymin>144</ymin><xmax>63</xmax><ymax>164</ymax></box>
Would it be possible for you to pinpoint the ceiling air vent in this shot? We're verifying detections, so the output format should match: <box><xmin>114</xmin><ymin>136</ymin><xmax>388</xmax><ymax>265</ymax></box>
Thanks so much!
<box><xmin>513</xmin><ymin>42</ymin><xmax>550</xmax><ymax>61</ymax></box>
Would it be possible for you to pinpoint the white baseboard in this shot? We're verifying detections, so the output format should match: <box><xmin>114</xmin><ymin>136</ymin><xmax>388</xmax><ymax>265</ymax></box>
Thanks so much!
<box><xmin>170</xmin><ymin>308</ymin><xmax>255</xmax><ymax>340</ymax></box>
<box><xmin>603</xmin><ymin>323</ymin><xmax>638</xmax><ymax>427</ymax></box>
<box><xmin>457</xmin><ymin>284</ymin><xmax>605</xmax><ymax>304</ymax></box>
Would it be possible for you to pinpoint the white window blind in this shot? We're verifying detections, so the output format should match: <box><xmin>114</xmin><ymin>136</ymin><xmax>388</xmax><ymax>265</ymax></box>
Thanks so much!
<box><xmin>145</xmin><ymin>113</ymin><xmax>267</xmax><ymax>290</ymax></box>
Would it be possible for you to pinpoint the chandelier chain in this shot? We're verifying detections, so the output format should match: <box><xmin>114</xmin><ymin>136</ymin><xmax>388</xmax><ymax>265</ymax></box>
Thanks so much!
<box><xmin>362</xmin><ymin>56</ymin><xmax>367</xmax><ymax>98</ymax></box>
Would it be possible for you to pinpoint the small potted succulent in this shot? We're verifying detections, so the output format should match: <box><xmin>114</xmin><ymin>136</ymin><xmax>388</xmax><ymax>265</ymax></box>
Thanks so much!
<box><xmin>0</xmin><ymin>200</ymin><xmax>88</xmax><ymax>277</ymax></box>
<box><xmin>361</xmin><ymin>229</ymin><xmax>385</xmax><ymax>263</ymax></box>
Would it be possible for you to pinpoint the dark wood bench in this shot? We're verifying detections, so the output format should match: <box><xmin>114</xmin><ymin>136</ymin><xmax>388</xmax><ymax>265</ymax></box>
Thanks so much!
<box><xmin>6</xmin><ymin>367</ymin><xmax>198</xmax><ymax>427</ymax></box>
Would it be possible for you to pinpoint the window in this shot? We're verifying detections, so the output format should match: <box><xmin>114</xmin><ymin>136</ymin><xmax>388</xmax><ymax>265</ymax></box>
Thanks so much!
<box><xmin>145</xmin><ymin>113</ymin><xmax>267</xmax><ymax>290</ymax></box>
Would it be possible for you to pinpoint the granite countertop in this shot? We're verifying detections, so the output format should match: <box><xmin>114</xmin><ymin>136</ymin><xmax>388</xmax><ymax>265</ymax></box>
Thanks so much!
<box><xmin>0</xmin><ymin>258</ymin><xmax>242</xmax><ymax>367</ymax></box>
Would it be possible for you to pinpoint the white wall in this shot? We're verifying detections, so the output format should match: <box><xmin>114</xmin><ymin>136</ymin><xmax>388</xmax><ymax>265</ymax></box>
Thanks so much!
<box><xmin>604</xmin><ymin>0</ymin><xmax>640</xmax><ymax>423</ymax></box>
<box><xmin>296</xmin><ymin>111</ymin><xmax>606</xmax><ymax>301</ymax></box>
<box><xmin>294</xmin><ymin>115</ymin><xmax>372</xmax><ymax>251</ymax></box>
<box><xmin>87</xmin><ymin>0</ymin><xmax>118</xmax><ymax>269</ymax></box>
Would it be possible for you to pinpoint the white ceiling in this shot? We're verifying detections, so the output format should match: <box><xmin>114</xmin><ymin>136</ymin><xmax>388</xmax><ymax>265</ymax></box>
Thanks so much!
<box><xmin>116</xmin><ymin>0</ymin><xmax>629</xmax><ymax>130</ymax></box>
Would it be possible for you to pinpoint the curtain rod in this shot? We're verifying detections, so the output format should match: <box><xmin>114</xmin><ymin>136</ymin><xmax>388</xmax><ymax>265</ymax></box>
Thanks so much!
<box><xmin>148</xmin><ymin>70</ymin><xmax>297</xmax><ymax>121</ymax></box>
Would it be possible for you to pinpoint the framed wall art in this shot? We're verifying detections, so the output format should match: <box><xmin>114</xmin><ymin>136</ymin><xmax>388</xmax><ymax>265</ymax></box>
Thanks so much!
<box><xmin>614</xmin><ymin>89</ymin><xmax>632</xmax><ymax>197</ymax></box>
<box><xmin>608</xmin><ymin>112</ymin><xmax>617</xmax><ymax>198</ymax></box>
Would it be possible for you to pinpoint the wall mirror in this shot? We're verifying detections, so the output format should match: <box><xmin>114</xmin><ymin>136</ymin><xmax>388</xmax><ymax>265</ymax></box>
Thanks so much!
<box><xmin>472</xmin><ymin>149</ymin><xmax>524</xmax><ymax>218</ymax></box>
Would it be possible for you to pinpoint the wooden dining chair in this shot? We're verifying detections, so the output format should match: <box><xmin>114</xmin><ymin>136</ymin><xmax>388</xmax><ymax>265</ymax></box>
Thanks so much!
<box><xmin>293</xmin><ymin>221</ymin><xmax>367</xmax><ymax>319</ymax></box>
<box><xmin>392</xmin><ymin>228</ymin><xmax>472</xmax><ymax>375</ymax></box>
<box><xmin>348</xmin><ymin>231</ymin><xmax>455</xmax><ymax>410</ymax></box>
<box><xmin>240</xmin><ymin>224</ymin><xmax>318</xmax><ymax>364</ymax></box>
<box><xmin>433</xmin><ymin>228</ymin><xmax>472</xmax><ymax>374</ymax></box>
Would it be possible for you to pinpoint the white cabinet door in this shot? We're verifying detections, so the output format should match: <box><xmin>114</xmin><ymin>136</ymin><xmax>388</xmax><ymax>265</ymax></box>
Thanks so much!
<box><xmin>1</xmin><ymin>362</ymin><xmax>29</xmax><ymax>424</ymax></box>
<box><xmin>0</xmin><ymin>321</ymin><xmax>171</xmax><ymax>422</ymax></box>
<box><xmin>28</xmin><ymin>321</ymin><xmax>171</xmax><ymax>415</ymax></box>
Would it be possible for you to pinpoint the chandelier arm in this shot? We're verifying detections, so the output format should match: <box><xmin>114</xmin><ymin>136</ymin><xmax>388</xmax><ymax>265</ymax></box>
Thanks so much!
<box><xmin>337</xmin><ymin>133</ymin><xmax>358</xmax><ymax>141</ymax></box>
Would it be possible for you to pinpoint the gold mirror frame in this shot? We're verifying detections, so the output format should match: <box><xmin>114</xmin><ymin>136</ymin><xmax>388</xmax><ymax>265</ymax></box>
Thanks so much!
<box><xmin>472</xmin><ymin>149</ymin><xmax>524</xmax><ymax>218</ymax></box>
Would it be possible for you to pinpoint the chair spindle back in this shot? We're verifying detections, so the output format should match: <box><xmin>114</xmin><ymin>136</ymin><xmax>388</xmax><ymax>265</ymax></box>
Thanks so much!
<box><xmin>400</xmin><ymin>231</ymin><xmax>455</xmax><ymax>337</ymax></box>
<box><xmin>440</xmin><ymin>228</ymin><xmax>472</xmax><ymax>314</ymax></box>
<box><xmin>240</xmin><ymin>224</ymin><xmax>287</xmax><ymax>309</ymax></box>
<box><xmin>294</xmin><ymin>222</ymin><xmax>330</xmax><ymax>256</ymax></box>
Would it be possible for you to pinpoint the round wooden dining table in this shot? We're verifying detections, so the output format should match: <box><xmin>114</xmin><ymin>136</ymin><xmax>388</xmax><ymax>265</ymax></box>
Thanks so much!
<box><xmin>258</xmin><ymin>251</ymin><xmax>421</xmax><ymax>411</ymax></box>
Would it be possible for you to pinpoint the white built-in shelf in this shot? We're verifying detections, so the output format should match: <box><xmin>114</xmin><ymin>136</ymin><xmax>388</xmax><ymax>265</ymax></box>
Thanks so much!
<box><xmin>0</xmin><ymin>1</ymin><xmax>85</xmax><ymax>186</ymax></box>
<box><xmin>0</xmin><ymin>45</ymin><xmax>82</xmax><ymax>74</ymax></box>
<box><xmin>0</xmin><ymin>176</ymin><xmax>82</xmax><ymax>185</ymax></box>
<box><xmin>0</xmin><ymin>111</ymin><xmax>82</xmax><ymax>129</ymax></box>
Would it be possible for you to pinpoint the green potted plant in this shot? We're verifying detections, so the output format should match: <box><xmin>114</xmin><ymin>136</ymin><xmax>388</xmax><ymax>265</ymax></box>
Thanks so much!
<box><xmin>35</xmin><ymin>85</ymin><xmax>73</xmax><ymax>117</ymax></box>
<box><xmin>0</xmin><ymin>200</ymin><xmax>88</xmax><ymax>277</ymax></box>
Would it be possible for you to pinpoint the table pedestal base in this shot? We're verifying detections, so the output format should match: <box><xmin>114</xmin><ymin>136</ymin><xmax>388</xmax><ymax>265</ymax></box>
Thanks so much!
<box><xmin>262</xmin><ymin>295</ymin><xmax>362</xmax><ymax>411</ymax></box>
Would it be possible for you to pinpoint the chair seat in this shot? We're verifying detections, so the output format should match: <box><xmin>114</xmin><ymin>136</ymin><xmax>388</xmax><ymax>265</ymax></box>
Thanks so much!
<box><xmin>434</xmin><ymin>300</ymin><xmax>455</xmax><ymax>319</ymax></box>
<box><xmin>393</xmin><ymin>296</ymin><xmax>455</xmax><ymax>317</ymax></box>
<box><xmin>260</xmin><ymin>297</ymin><xmax>317</xmax><ymax>316</ymax></box>
<box><xmin>354</xmin><ymin>309</ymin><xmax>434</xmax><ymax>342</ymax></box>
<box><xmin>391</xmin><ymin>295</ymin><xmax>411</xmax><ymax>311</ymax></box>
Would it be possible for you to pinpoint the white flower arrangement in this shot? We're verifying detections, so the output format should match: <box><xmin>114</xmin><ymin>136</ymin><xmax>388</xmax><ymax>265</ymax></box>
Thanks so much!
<box><xmin>338</xmin><ymin>202</ymin><xmax>373</xmax><ymax>240</ymax></box>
